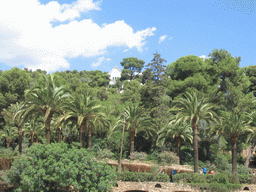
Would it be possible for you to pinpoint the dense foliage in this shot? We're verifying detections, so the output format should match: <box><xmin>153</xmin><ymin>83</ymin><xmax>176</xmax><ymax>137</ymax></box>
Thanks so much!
<box><xmin>1</xmin><ymin>48</ymin><xmax>256</xmax><ymax>189</ymax></box>
<box><xmin>3</xmin><ymin>142</ymin><xmax>118</xmax><ymax>192</ymax></box>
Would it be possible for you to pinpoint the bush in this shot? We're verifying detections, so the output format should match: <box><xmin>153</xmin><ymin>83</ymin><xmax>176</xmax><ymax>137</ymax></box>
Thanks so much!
<box><xmin>95</xmin><ymin>148</ymin><xmax>114</xmax><ymax>159</ymax></box>
<box><xmin>3</xmin><ymin>142</ymin><xmax>118</xmax><ymax>192</ymax></box>
<box><xmin>190</xmin><ymin>183</ymin><xmax>241</xmax><ymax>192</ymax></box>
<box><xmin>157</xmin><ymin>151</ymin><xmax>178</xmax><ymax>165</ymax></box>
<box><xmin>129</xmin><ymin>152</ymin><xmax>147</xmax><ymax>160</ymax></box>
<box><xmin>173</xmin><ymin>173</ymin><xmax>249</xmax><ymax>185</ymax></box>
<box><xmin>119</xmin><ymin>171</ymin><xmax>169</xmax><ymax>182</ymax></box>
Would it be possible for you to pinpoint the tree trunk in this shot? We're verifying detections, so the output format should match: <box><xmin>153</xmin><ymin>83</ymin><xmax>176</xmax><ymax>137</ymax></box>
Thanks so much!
<box><xmin>18</xmin><ymin>125</ymin><xmax>22</xmax><ymax>153</ymax></box>
<box><xmin>231</xmin><ymin>137</ymin><xmax>238</xmax><ymax>174</ymax></box>
<box><xmin>176</xmin><ymin>137</ymin><xmax>181</xmax><ymax>165</ymax></box>
<box><xmin>6</xmin><ymin>140</ymin><xmax>11</xmax><ymax>149</ymax></box>
<box><xmin>57</xmin><ymin>127</ymin><xmax>62</xmax><ymax>143</ymax></box>
<box><xmin>45</xmin><ymin>114</ymin><xmax>53</xmax><ymax>145</ymax></box>
<box><xmin>245</xmin><ymin>136</ymin><xmax>256</xmax><ymax>168</ymax></box>
<box><xmin>130</xmin><ymin>129</ymin><xmax>135</xmax><ymax>154</ymax></box>
<box><xmin>87</xmin><ymin>125</ymin><xmax>92</xmax><ymax>148</ymax></box>
<box><xmin>192</xmin><ymin>120</ymin><xmax>199</xmax><ymax>173</ymax></box>
<box><xmin>31</xmin><ymin>133</ymin><xmax>34</xmax><ymax>145</ymax></box>
<box><xmin>79</xmin><ymin>121</ymin><xmax>86</xmax><ymax>148</ymax></box>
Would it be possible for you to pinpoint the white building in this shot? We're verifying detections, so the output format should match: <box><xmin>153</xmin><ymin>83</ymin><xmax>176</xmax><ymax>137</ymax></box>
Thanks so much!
<box><xmin>108</xmin><ymin>66</ymin><xmax>121</xmax><ymax>85</ymax></box>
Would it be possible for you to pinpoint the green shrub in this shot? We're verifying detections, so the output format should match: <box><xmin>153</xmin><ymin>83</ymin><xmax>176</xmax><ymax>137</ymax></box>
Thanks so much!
<box><xmin>173</xmin><ymin>173</ymin><xmax>192</xmax><ymax>183</ymax></box>
<box><xmin>3</xmin><ymin>142</ymin><xmax>118</xmax><ymax>192</ymax></box>
<box><xmin>157</xmin><ymin>151</ymin><xmax>178</xmax><ymax>165</ymax></box>
<box><xmin>95</xmin><ymin>148</ymin><xmax>114</xmax><ymax>159</ymax></box>
<box><xmin>119</xmin><ymin>171</ymin><xmax>169</xmax><ymax>182</ymax></box>
<box><xmin>190</xmin><ymin>183</ymin><xmax>241</xmax><ymax>192</ymax></box>
<box><xmin>129</xmin><ymin>152</ymin><xmax>147</xmax><ymax>160</ymax></box>
<box><xmin>191</xmin><ymin>174</ymin><xmax>207</xmax><ymax>183</ymax></box>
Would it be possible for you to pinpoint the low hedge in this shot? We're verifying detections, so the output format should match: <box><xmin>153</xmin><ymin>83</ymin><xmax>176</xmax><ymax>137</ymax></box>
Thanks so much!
<box><xmin>173</xmin><ymin>173</ymin><xmax>255</xmax><ymax>184</ymax></box>
<box><xmin>119</xmin><ymin>171</ymin><xmax>169</xmax><ymax>182</ymax></box>
<box><xmin>190</xmin><ymin>183</ymin><xmax>241</xmax><ymax>192</ymax></box>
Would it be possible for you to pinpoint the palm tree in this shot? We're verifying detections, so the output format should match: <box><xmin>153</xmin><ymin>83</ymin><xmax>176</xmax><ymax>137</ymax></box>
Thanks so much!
<box><xmin>24</xmin><ymin>74</ymin><xmax>70</xmax><ymax>144</ymax></box>
<box><xmin>0</xmin><ymin>125</ymin><xmax>18</xmax><ymax>149</ymax></box>
<box><xmin>215</xmin><ymin>112</ymin><xmax>253</xmax><ymax>174</ymax></box>
<box><xmin>171</xmin><ymin>91</ymin><xmax>218</xmax><ymax>172</ymax></box>
<box><xmin>86</xmin><ymin>114</ymin><xmax>109</xmax><ymax>148</ymax></box>
<box><xmin>245</xmin><ymin>111</ymin><xmax>256</xmax><ymax>168</ymax></box>
<box><xmin>57</xmin><ymin>94</ymin><xmax>106</xmax><ymax>148</ymax></box>
<box><xmin>157</xmin><ymin>121</ymin><xmax>193</xmax><ymax>164</ymax></box>
<box><xmin>2</xmin><ymin>102</ymin><xmax>28</xmax><ymax>153</ymax></box>
<box><xmin>124</xmin><ymin>105</ymin><xmax>155</xmax><ymax>154</ymax></box>
<box><xmin>24</xmin><ymin>117</ymin><xmax>44</xmax><ymax>145</ymax></box>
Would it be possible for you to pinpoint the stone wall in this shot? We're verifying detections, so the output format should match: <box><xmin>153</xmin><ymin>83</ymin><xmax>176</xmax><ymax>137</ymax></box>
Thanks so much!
<box><xmin>112</xmin><ymin>181</ymin><xmax>256</xmax><ymax>192</ymax></box>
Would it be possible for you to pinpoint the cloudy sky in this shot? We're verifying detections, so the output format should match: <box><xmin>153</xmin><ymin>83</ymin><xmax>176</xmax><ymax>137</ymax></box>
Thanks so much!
<box><xmin>0</xmin><ymin>0</ymin><xmax>255</xmax><ymax>73</ymax></box>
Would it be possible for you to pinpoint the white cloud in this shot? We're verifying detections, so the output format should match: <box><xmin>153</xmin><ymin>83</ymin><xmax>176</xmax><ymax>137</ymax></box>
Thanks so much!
<box><xmin>169</xmin><ymin>37</ymin><xmax>173</xmax><ymax>40</ymax></box>
<box><xmin>123</xmin><ymin>49</ymin><xmax>129</xmax><ymax>52</ymax></box>
<box><xmin>199</xmin><ymin>55</ymin><xmax>207</xmax><ymax>60</ymax></box>
<box><xmin>159</xmin><ymin>35</ymin><xmax>167</xmax><ymax>44</ymax></box>
<box><xmin>92</xmin><ymin>57</ymin><xmax>110</xmax><ymax>68</ymax></box>
<box><xmin>0</xmin><ymin>0</ymin><xmax>156</xmax><ymax>72</ymax></box>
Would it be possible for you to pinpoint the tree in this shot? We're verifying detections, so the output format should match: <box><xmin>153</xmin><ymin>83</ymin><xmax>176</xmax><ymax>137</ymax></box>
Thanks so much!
<box><xmin>2</xmin><ymin>102</ymin><xmax>28</xmax><ymax>153</ymax></box>
<box><xmin>0</xmin><ymin>125</ymin><xmax>18</xmax><ymax>149</ymax></box>
<box><xmin>57</xmin><ymin>94</ymin><xmax>106</xmax><ymax>148</ymax></box>
<box><xmin>215</xmin><ymin>112</ymin><xmax>252</xmax><ymax>174</ymax></box>
<box><xmin>157</xmin><ymin>121</ymin><xmax>192</xmax><ymax>164</ymax></box>
<box><xmin>166</xmin><ymin>55</ymin><xmax>209</xmax><ymax>98</ymax></box>
<box><xmin>145</xmin><ymin>52</ymin><xmax>167</xmax><ymax>82</ymax></box>
<box><xmin>24</xmin><ymin>74</ymin><xmax>71</xmax><ymax>144</ymax></box>
<box><xmin>24</xmin><ymin>117</ymin><xmax>44</xmax><ymax>145</ymax></box>
<box><xmin>171</xmin><ymin>91</ymin><xmax>218</xmax><ymax>172</ymax></box>
<box><xmin>124</xmin><ymin>105</ymin><xmax>155</xmax><ymax>154</ymax></box>
<box><xmin>120</xmin><ymin>57</ymin><xmax>145</xmax><ymax>81</ymax></box>
<box><xmin>244</xmin><ymin>111</ymin><xmax>256</xmax><ymax>167</ymax></box>
<box><xmin>121</xmin><ymin>80</ymin><xmax>142</xmax><ymax>104</ymax></box>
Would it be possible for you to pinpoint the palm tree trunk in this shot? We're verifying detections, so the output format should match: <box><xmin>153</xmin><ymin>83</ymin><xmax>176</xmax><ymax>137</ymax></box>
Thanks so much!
<box><xmin>45</xmin><ymin>114</ymin><xmax>53</xmax><ymax>145</ymax></box>
<box><xmin>79</xmin><ymin>121</ymin><xmax>86</xmax><ymax>148</ymax></box>
<box><xmin>6</xmin><ymin>140</ymin><xmax>11</xmax><ymax>149</ymax></box>
<box><xmin>177</xmin><ymin>137</ymin><xmax>181</xmax><ymax>165</ymax></box>
<box><xmin>130</xmin><ymin>129</ymin><xmax>135</xmax><ymax>154</ymax></box>
<box><xmin>192</xmin><ymin>120</ymin><xmax>199</xmax><ymax>173</ymax></box>
<box><xmin>245</xmin><ymin>136</ymin><xmax>256</xmax><ymax>168</ymax></box>
<box><xmin>231</xmin><ymin>137</ymin><xmax>238</xmax><ymax>174</ymax></box>
<box><xmin>57</xmin><ymin>127</ymin><xmax>62</xmax><ymax>143</ymax></box>
<box><xmin>31</xmin><ymin>133</ymin><xmax>34</xmax><ymax>145</ymax></box>
<box><xmin>18</xmin><ymin>125</ymin><xmax>22</xmax><ymax>153</ymax></box>
<box><xmin>87</xmin><ymin>125</ymin><xmax>92</xmax><ymax>148</ymax></box>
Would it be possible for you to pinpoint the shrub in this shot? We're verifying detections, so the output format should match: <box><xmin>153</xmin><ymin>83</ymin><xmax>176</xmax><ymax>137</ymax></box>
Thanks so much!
<box><xmin>190</xmin><ymin>183</ymin><xmax>241</xmax><ymax>192</ymax></box>
<box><xmin>3</xmin><ymin>142</ymin><xmax>118</xmax><ymax>192</ymax></box>
<box><xmin>96</xmin><ymin>148</ymin><xmax>114</xmax><ymax>159</ymax></box>
<box><xmin>119</xmin><ymin>171</ymin><xmax>169</xmax><ymax>182</ymax></box>
<box><xmin>157</xmin><ymin>151</ymin><xmax>178</xmax><ymax>165</ymax></box>
<box><xmin>129</xmin><ymin>152</ymin><xmax>147</xmax><ymax>160</ymax></box>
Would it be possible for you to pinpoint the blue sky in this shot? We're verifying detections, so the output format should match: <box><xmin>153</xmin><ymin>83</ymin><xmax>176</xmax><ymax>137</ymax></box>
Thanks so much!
<box><xmin>0</xmin><ymin>0</ymin><xmax>255</xmax><ymax>73</ymax></box>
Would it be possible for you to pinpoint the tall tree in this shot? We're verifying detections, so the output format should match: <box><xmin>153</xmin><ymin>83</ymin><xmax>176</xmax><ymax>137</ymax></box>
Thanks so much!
<box><xmin>157</xmin><ymin>121</ymin><xmax>193</xmax><ymax>164</ymax></box>
<box><xmin>24</xmin><ymin>117</ymin><xmax>44</xmax><ymax>145</ymax></box>
<box><xmin>120</xmin><ymin>57</ymin><xmax>144</xmax><ymax>81</ymax></box>
<box><xmin>124</xmin><ymin>105</ymin><xmax>155</xmax><ymax>154</ymax></box>
<box><xmin>145</xmin><ymin>52</ymin><xmax>167</xmax><ymax>82</ymax></box>
<box><xmin>57</xmin><ymin>94</ymin><xmax>106</xmax><ymax>148</ymax></box>
<box><xmin>166</xmin><ymin>55</ymin><xmax>209</xmax><ymax>99</ymax></box>
<box><xmin>24</xmin><ymin>74</ymin><xmax>71</xmax><ymax>144</ymax></box>
<box><xmin>215</xmin><ymin>112</ymin><xmax>252</xmax><ymax>174</ymax></box>
<box><xmin>244</xmin><ymin>111</ymin><xmax>256</xmax><ymax>167</ymax></box>
<box><xmin>171</xmin><ymin>91</ymin><xmax>218</xmax><ymax>172</ymax></box>
<box><xmin>2</xmin><ymin>102</ymin><xmax>28</xmax><ymax>153</ymax></box>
